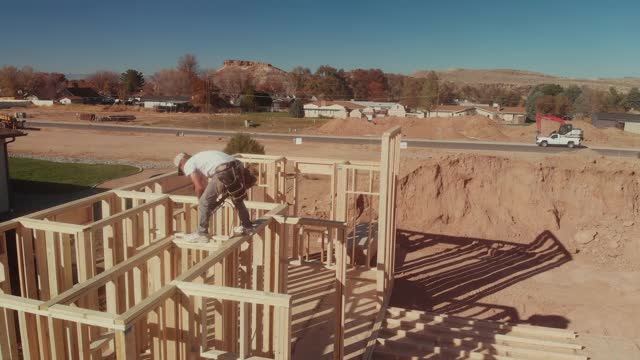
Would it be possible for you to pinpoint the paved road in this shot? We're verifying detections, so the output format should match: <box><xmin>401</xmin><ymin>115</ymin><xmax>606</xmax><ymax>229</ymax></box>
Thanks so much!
<box><xmin>28</xmin><ymin>120</ymin><xmax>640</xmax><ymax>158</ymax></box>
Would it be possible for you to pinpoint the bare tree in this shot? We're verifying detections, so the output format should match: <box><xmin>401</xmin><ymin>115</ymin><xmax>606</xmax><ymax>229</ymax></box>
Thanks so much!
<box><xmin>178</xmin><ymin>54</ymin><xmax>199</xmax><ymax>78</ymax></box>
<box><xmin>178</xmin><ymin>54</ymin><xmax>200</xmax><ymax>93</ymax></box>
<box><xmin>0</xmin><ymin>66</ymin><xmax>20</xmax><ymax>97</ymax></box>
<box><xmin>148</xmin><ymin>69</ymin><xmax>191</xmax><ymax>96</ymax></box>
<box><xmin>86</xmin><ymin>71</ymin><xmax>121</xmax><ymax>96</ymax></box>
<box><xmin>214</xmin><ymin>67</ymin><xmax>254</xmax><ymax>95</ymax></box>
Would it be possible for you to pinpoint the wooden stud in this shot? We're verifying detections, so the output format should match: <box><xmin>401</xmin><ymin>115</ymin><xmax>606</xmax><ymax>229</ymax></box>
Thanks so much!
<box><xmin>239</xmin><ymin>302</ymin><xmax>250</xmax><ymax>359</ymax></box>
<box><xmin>334</xmin><ymin>227</ymin><xmax>347</xmax><ymax>360</ymax></box>
<box><xmin>17</xmin><ymin>228</ymin><xmax>38</xmax><ymax>299</ymax></box>
<box><xmin>115</xmin><ymin>325</ymin><xmax>137</xmax><ymax>360</ymax></box>
<box><xmin>0</xmin><ymin>233</ymin><xmax>18</xmax><ymax>360</ymax></box>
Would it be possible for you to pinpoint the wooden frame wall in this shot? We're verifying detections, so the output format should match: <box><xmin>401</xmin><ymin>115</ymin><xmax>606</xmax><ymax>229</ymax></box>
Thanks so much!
<box><xmin>0</xmin><ymin>141</ymin><xmax>399</xmax><ymax>360</ymax></box>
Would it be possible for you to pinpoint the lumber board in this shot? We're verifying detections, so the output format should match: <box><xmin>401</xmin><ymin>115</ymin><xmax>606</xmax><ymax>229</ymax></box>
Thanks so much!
<box><xmin>200</xmin><ymin>349</ymin><xmax>271</xmax><ymax>359</ymax></box>
<box><xmin>18</xmin><ymin>218</ymin><xmax>86</xmax><ymax>234</ymax></box>
<box><xmin>382</xmin><ymin>126</ymin><xmax>402</xmax><ymax>138</ymax></box>
<box><xmin>25</xmin><ymin>192</ymin><xmax>113</xmax><ymax>220</ymax></box>
<box><xmin>337</xmin><ymin>163</ymin><xmax>381</xmax><ymax>172</ymax></box>
<box><xmin>115</xmin><ymin>284</ymin><xmax>177</xmax><ymax>326</ymax></box>
<box><xmin>239</xmin><ymin>302</ymin><xmax>250</xmax><ymax>359</ymax></box>
<box><xmin>385</xmin><ymin>307</ymin><xmax>577</xmax><ymax>339</ymax></box>
<box><xmin>87</xmin><ymin>196</ymin><xmax>169</xmax><ymax>230</ymax></box>
<box><xmin>377</xmin><ymin>336</ymin><xmax>587</xmax><ymax>360</ymax></box>
<box><xmin>48</xmin><ymin>304</ymin><xmax>124</xmax><ymax>330</ymax></box>
<box><xmin>116</xmin><ymin>172</ymin><xmax>176</xmax><ymax>191</ymax></box>
<box><xmin>172</xmin><ymin>237</ymin><xmax>222</xmax><ymax>252</ymax></box>
<box><xmin>333</xmin><ymin>227</ymin><xmax>347</xmax><ymax>360</ymax></box>
<box><xmin>41</xmin><ymin>236</ymin><xmax>173</xmax><ymax>309</ymax></box>
<box><xmin>0</xmin><ymin>220</ymin><xmax>19</xmax><ymax>233</ymax></box>
<box><xmin>362</xmin><ymin>296</ymin><xmax>390</xmax><ymax>360</ymax></box>
<box><xmin>89</xmin><ymin>331</ymin><xmax>115</xmax><ymax>353</ymax></box>
<box><xmin>382</xmin><ymin>322</ymin><xmax>583</xmax><ymax>351</ymax></box>
<box><xmin>295</xmin><ymin>162</ymin><xmax>335</xmax><ymax>176</ymax></box>
<box><xmin>373</xmin><ymin>340</ymin><xmax>515</xmax><ymax>360</ymax></box>
<box><xmin>17</xmin><ymin>310</ymin><xmax>41</xmax><ymax>359</ymax></box>
<box><xmin>271</xmin><ymin>215</ymin><xmax>346</xmax><ymax>228</ymax></box>
<box><xmin>45</xmin><ymin>231</ymin><xmax>61</xmax><ymax>297</ymax></box>
<box><xmin>176</xmin><ymin>282</ymin><xmax>291</xmax><ymax>307</ymax></box>
<box><xmin>115</xmin><ymin>326</ymin><xmax>138</xmax><ymax>360</ymax></box>
<box><xmin>113</xmin><ymin>190</ymin><xmax>165</xmax><ymax>201</ymax></box>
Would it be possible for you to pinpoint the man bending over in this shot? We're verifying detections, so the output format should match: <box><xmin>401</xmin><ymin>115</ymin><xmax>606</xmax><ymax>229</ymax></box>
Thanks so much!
<box><xmin>174</xmin><ymin>150</ymin><xmax>256</xmax><ymax>243</ymax></box>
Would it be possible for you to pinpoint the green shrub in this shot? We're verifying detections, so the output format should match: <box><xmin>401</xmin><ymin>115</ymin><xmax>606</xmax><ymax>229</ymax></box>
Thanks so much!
<box><xmin>224</xmin><ymin>133</ymin><xmax>265</xmax><ymax>155</ymax></box>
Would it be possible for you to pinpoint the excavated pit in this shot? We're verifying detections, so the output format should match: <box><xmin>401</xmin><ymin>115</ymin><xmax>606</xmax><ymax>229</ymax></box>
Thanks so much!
<box><xmin>391</xmin><ymin>152</ymin><xmax>640</xmax><ymax>338</ymax></box>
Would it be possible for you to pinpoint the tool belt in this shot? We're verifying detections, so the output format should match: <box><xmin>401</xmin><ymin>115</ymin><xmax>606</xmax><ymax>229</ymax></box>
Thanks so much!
<box><xmin>214</xmin><ymin>160</ymin><xmax>257</xmax><ymax>201</ymax></box>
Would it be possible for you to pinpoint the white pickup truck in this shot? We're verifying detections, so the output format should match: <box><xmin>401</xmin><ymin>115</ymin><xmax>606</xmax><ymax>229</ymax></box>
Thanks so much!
<box><xmin>536</xmin><ymin>133</ymin><xmax>581</xmax><ymax>148</ymax></box>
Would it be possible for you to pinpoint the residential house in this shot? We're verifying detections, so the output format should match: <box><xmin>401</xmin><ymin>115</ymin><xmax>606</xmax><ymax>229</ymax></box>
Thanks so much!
<box><xmin>350</xmin><ymin>101</ymin><xmax>398</xmax><ymax>111</ymax></box>
<box><xmin>455</xmin><ymin>99</ymin><xmax>490</xmax><ymax>107</ymax></box>
<box><xmin>475</xmin><ymin>106</ymin><xmax>527</xmax><ymax>124</ymax></box>
<box><xmin>25</xmin><ymin>95</ymin><xmax>54</xmax><ymax>107</ymax></box>
<box><xmin>141</xmin><ymin>96</ymin><xmax>192</xmax><ymax>111</ymax></box>
<box><xmin>349</xmin><ymin>109</ymin><xmax>366</xmax><ymax>119</ymax></box>
<box><xmin>387</xmin><ymin>103</ymin><xmax>407</xmax><ymax>117</ymax></box>
<box><xmin>58</xmin><ymin>87</ymin><xmax>103</xmax><ymax>104</ymax></box>
<box><xmin>350</xmin><ymin>101</ymin><xmax>407</xmax><ymax>118</ymax></box>
<box><xmin>0</xmin><ymin>129</ymin><xmax>26</xmax><ymax>215</ymax></box>
<box><xmin>592</xmin><ymin>112</ymin><xmax>640</xmax><ymax>134</ymax></box>
<box><xmin>59</xmin><ymin>96</ymin><xmax>84</xmax><ymax>105</ymax></box>
<box><xmin>405</xmin><ymin>111</ymin><xmax>425</xmax><ymax>118</ymax></box>
<box><xmin>425</xmin><ymin>106</ymin><xmax>475</xmax><ymax>118</ymax></box>
<box><xmin>304</xmin><ymin>101</ymin><xmax>365</xmax><ymax>119</ymax></box>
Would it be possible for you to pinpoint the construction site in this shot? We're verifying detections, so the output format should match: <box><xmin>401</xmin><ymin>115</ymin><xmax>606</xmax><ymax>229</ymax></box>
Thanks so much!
<box><xmin>5</xmin><ymin>122</ymin><xmax>638</xmax><ymax>360</ymax></box>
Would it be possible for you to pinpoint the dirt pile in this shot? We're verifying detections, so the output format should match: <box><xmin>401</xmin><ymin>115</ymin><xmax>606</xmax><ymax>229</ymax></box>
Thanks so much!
<box><xmin>396</xmin><ymin>153</ymin><xmax>640</xmax><ymax>269</ymax></box>
<box><xmin>312</xmin><ymin>116</ymin><xmax>511</xmax><ymax>140</ymax></box>
<box><xmin>311</xmin><ymin>116</ymin><xmax>640</xmax><ymax>148</ymax></box>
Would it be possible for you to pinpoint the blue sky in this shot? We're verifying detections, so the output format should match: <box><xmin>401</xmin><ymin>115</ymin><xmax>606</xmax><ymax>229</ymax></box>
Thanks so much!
<box><xmin>3</xmin><ymin>0</ymin><xmax>639</xmax><ymax>78</ymax></box>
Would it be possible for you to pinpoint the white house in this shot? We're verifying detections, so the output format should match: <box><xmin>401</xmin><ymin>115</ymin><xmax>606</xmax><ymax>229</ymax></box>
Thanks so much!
<box><xmin>142</xmin><ymin>96</ymin><xmax>192</xmax><ymax>110</ymax></box>
<box><xmin>350</xmin><ymin>101</ymin><xmax>400</xmax><ymax>111</ymax></box>
<box><xmin>59</xmin><ymin>96</ymin><xmax>84</xmax><ymax>105</ymax></box>
<box><xmin>26</xmin><ymin>95</ymin><xmax>54</xmax><ymax>107</ymax></box>
<box><xmin>475</xmin><ymin>106</ymin><xmax>526</xmax><ymax>123</ymax></box>
<box><xmin>387</xmin><ymin>103</ymin><xmax>407</xmax><ymax>117</ymax></box>
<box><xmin>455</xmin><ymin>99</ymin><xmax>490</xmax><ymax>107</ymax></box>
<box><xmin>425</xmin><ymin>106</ymin><xmax>475</xmax><ymax>118</ymax></box>
<box><xmin>304</xmin><ymin>101</ymin><xmax>365</xmax><ymax>119</ymax></box>
<box><xmin>349</xmin><ymin>109</ymin><xmax>365</xmax><ymax>119</ymax></box>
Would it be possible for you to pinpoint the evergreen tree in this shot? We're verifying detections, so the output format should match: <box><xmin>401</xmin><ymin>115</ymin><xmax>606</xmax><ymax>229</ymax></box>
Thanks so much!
<box><xmin>624</xmin><ymin>87</ymin><xmax>640</xmax><ymax>110</ymax></box>
<box><xmin>120</xmin><ymin>69</ymin><xmax>145</xmax><ymax>94</ymax></box>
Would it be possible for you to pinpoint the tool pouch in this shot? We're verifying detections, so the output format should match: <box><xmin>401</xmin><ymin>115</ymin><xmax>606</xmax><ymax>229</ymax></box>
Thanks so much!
<box><xmin>217</xmin><ymin>161</ymin><xmax>254</xmax><ymax>201</ymax></box>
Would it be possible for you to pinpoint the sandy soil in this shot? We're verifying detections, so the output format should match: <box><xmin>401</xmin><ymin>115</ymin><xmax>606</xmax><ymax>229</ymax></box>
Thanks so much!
<box><xmin>9</xmin><ymin>127</ymin><xmax>380</xmax><ymax>165</ymax></box>
<box><xmin>312</xmin><ymin>116</ymin><xmax>640</xmax><ymax>149</ymax></box>
<box><xmin>7</xmin><ymin>127</ymin><xmax>640</xmax><ymax>345</ymax></box>
<box><xmin>392</xmin><ymin>150</ymin><xmax>640</xmax><ymax>341</ymax></box>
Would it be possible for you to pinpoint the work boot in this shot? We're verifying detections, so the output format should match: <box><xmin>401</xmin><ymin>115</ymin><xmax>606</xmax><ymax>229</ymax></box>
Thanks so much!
<box><xmin>233</xmin><ymin>225</ymin><xmax>255</xmax><ymax>236</ymax></box>
<box><xmin>182</xmin><ymin>233</ymin><xmax>210</xmax><ymax>243</ymax></box>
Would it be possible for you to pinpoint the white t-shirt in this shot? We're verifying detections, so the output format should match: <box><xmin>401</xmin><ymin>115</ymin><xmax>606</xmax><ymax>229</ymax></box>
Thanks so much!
<box><xmin>183</xmin><ymin>151</ymin><xmax>235</xmax><ymax>177</ymax></box>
